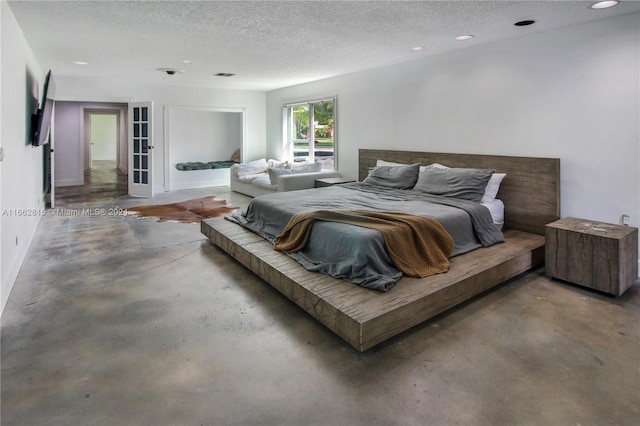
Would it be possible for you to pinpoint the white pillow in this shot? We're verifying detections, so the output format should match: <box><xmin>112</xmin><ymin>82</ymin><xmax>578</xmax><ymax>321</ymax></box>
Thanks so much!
<box><xmin>427</xmin><ymin>162</ymin><xmax>450</xmax><ymax>170</ymax></box>
<box><xmin>425</xmin><ymin>162</ymin><xmax>506</xmax><ymax>203</ymax></box>
<box><xmin>231</xmin><ymin>158</ymin><xmax>267</xmax><ymax>177</ymax></box>
<box><xmin>309</xmin><ymin>162</ymin><xmax>322</xmax><ymax>172</ymax></box>
<box><xmin>290</xmin><ymin>161</ymin><xmax>322</xmax><ymax>173</ymax></box>
<box><xmin>291</xmin><ymin>162</ymin><xmax>322</xmax><ymax>172</ymax></box>
<box><xmin>481</xmin><ymin>173</ymin><xmax>506</xmax><ymax>203</ymax></box>
<box><xmin>267</xmin><ymin>159</ymin><xmax>290</xmax><ymax>169</ymax></box>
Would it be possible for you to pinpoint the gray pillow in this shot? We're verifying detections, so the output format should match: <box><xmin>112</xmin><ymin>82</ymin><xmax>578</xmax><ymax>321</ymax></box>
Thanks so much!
<box><xmin>363</xmin><ymin>163</ymin><xmax>420</xmax><ymax>189</ymax></box>
<box><xmin>413</xmin><ymin>166</ymin><xmax>495</xmax><ymax>202</ymax></box>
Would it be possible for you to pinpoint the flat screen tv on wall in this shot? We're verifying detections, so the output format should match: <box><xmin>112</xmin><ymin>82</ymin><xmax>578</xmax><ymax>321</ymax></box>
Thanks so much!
<box><xmin>31</xmin><ymin>70</ymin><xmax>56</xmax><ymax>146</ymax></box>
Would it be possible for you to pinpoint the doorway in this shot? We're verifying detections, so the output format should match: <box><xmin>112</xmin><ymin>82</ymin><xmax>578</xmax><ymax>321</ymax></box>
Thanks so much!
<box><xmin>53</xmin><ymin>104</ymin><xmax>129</xmax><ymax>205</ymax></box>
<box><xmin>53</xmin><ymin>100</ymin><xmax>128</xmax><ymax>204</ymax></box>
<box><xmin>88</xmin><ymin>113</ymin><xmax>118</xmax><ymax>168</ymax></box>
<box><xmin>84</xmin><ymin>108</ymin><xmax>127</xmax><ymax>173</ymax></box>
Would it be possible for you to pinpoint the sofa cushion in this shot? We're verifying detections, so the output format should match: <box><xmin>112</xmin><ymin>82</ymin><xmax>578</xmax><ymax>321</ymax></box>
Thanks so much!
<box><xmin>267</xmin><ymin>167</ymin><xmax>294</xmax><ymax>184</ymax></box>
<box><xmin>252</xmin><ymin>175</ymin><xmax>277</xmax><ymax>191</ymax></box>
<box><xmin>231</xmin><ymin>158</ymin><xmax>268</xmax><ymax>177</ymax></box>
<box><xmin>236</xmin><ymin>172</ymin><xmax>267</xmax><ymax>184</ymax></box>
<box><xmin>267</xmin><ymin>162</ymin><xmax>323</xmax><ymax>184</ymax></box>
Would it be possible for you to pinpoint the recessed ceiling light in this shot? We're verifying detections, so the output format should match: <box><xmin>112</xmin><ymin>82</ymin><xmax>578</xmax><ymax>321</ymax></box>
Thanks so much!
<box><xmin>514</xmin><ymin>20</ymin><xmax>536</xmax><ymax>27</ymax></box>
<box><xmin>73</xmin><ymin>61</ymin><xmax>89</xmax><ymax>65</ymax></box>
<box><xmin>455</xmin><ymin>35</ymin><xmax>474</xmax><ymax>41</ymax></box>
<box><xmin>214</xmin><ymin>73</ymin><xmax>235</xmax><ymax>77</ymax></box>
<box><xmin>590</xmin><ymin>1</ymin><xmax>619</xmax><ymax>9</ymax></box>
<box><xmin>181</xmin><ymin>59</ymin><xmax>193</xmax><ymax>64</ymax></box>
<box><xmin>411</xmin><ymin>46</ymin><xmax>425</xmax><ymax>52</ymax></box>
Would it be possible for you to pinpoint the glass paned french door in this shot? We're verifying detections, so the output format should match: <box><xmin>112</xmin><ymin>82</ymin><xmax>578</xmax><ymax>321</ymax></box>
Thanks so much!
<box><xmin>128</xmin><ymin>102</ymin><xmax>153</xmax><ymax>196</ymax></box>
<box><xmin>286</xmin><ymin>98</ymin><xmax>335</xmax><ymax>171</ymax></box>
<box><xmin>291</xmin><ymin>104</ymin><xmax>310</xmax><ymax>163</ymax></box>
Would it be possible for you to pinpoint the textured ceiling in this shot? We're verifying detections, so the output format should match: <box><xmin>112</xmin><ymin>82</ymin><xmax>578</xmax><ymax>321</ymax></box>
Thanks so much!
<box><xmin>7</xmin><ymin>0</ymin><xmax>640</xmax><ymax>91</ymax></box>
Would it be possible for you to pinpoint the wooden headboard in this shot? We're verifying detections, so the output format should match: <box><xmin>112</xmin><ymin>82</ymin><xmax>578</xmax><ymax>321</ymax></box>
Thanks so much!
<box><xmin>359</xmin><ymin>149</ymin><xmax>560</xmax><ymax>236</ymax></box>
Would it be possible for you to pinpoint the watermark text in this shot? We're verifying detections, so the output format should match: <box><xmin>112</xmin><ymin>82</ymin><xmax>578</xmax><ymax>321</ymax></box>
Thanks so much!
<box><xmin>2</xmin><ymin>208</ymin><xmax>129</xmax><ymax>217</ymax></box>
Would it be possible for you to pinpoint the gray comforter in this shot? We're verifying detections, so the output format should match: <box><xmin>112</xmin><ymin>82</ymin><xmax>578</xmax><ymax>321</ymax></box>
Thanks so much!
<box><xmin>227</xmin><ymin>183</ymin><xmax>504</xmax><ymax>291</ymax></box>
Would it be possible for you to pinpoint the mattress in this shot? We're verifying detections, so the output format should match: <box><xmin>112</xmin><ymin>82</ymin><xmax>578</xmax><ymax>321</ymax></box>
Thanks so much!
<box><xmin>228</xmin><ymin>183</ymin><xmax>504</xmax><ymax>291</ymax></box>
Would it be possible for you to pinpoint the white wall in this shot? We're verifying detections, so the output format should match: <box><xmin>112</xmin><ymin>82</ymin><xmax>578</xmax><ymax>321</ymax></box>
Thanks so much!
<box><xmin>1</xmin><ymin>2</ymin><xmax>46</xmax><ymax>312</ymax></box>
<box><xmin>53</xmin><ymin>101</ymin><xmax>83</xmax><ymax>185</ymax></box>
<box><xmin>267</xmin><ymin>13</ymin><xmax>640</xmax><ymax>249</ymax></box>
<box><xmin>167</xmin><ymin>107</ymin><xmax>243</xmax><ymax>190</ymax></box>
<box><xmin>54</xmin><ymin>102</ymin><xmax>128</xmax><ymax>186</ymax></box>
<box><xmin>90</xmin><ymin>114</ymin><xmax>118</xmax><ymax>161</ymax></box>
<box><xmin>1</xmin><ymin>3</ymin><xmax>4</xmax><ymax>309</ymax></box>
<box><xmin>53</xmin><ymin>79</ymin><xmax>267</xmax><ymax>194</ymax></box>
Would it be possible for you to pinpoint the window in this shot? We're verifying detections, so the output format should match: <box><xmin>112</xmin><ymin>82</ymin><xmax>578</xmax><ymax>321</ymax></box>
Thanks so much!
<box><xmin>284</xmin><ymin>97</ymin><xmax>336</xmax><ymax>171</ymax></box>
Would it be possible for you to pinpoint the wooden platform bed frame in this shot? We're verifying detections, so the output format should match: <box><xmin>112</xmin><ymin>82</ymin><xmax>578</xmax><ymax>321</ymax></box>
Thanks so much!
<box><xmin>201</xmin><ymin>150</ymin><xmax>560</xmax><ymax>351</ymax></box>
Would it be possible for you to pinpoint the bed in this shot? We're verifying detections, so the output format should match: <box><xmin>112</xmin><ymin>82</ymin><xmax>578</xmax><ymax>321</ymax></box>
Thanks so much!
<box><xmin>201</xmin><ymin>150</ymin><xmax>560</xmax><ymax>351</ymax></box>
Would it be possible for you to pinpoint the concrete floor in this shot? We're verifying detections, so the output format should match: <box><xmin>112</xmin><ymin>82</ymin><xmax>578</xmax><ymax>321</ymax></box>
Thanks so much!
<box><xmin>1</xmin><ymin>164</ymin><xmax>639</xmax><ymax>426</ymax></box>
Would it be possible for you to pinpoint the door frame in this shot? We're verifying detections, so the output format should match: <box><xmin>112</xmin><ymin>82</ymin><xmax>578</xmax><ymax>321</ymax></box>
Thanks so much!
<box><xmin>44</xmin><ymin>103</ymin><xmax>55</xmax><ymax>208</ymax></box>
<box><xmin>49</xmin><ymin>97</ymin><xmax>129</xmax><ymax>196</ymax></box>
<box><xmin>83</xmin><ymin>107</ymin><xmax>127</xmax><ymax>172</ymax></box>
<box><xmin>163</xmin><ymin>105</ymin><xmax>247</xmax><ymax>191</ymax></box>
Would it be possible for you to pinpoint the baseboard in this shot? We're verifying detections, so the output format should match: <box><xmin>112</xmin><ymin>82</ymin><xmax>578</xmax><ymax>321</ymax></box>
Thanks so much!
<box><xmin>168</xmin><ymin>179</ymin><xmax>230</xmax><ymax>191</ymax></box>
<box><xmin>1</xmin><ymin>215</ymin><xmax>41</xmax><ymax>315</ymax></box>
<box><xmin>55</xmin><ymin>178</ymin><xmax>83</xmax><ymax>187</ymax></box>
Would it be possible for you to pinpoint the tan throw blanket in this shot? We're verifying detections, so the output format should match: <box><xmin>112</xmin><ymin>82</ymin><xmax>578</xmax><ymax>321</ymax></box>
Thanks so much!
<box><xmin>274</xmin><ymin>210</ymin><xmax>455</xmax><ymax>278</ymax></box>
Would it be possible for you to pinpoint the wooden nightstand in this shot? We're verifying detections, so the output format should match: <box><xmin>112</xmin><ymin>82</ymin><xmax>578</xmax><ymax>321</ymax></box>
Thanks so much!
<box><xmin>314</xmin><ymin>177</ymin><xmax>356</xmax><ymax>188</ymax></box>
<box><xmin>545</xmin><ymin>217</ymin><xmax>638</xmax><ymax>296</ymax></box>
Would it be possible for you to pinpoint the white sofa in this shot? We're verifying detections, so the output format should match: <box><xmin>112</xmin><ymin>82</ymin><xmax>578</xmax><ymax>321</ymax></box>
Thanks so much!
<box><xmin>230</xmin><ymin>158</ymin><xmax>341</xmax><ymax>197</ymax></box>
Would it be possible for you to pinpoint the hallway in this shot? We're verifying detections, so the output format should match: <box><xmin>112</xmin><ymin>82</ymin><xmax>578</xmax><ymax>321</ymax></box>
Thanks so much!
<box><xmin>1</xmin><ymin>181</ymin><xmax>639</xmax><ymax>425</ymax></box>
<box><xmin>54</xmin><ymin>160</ymin><xmax>127</xmax><ymax>206</ymax></box>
